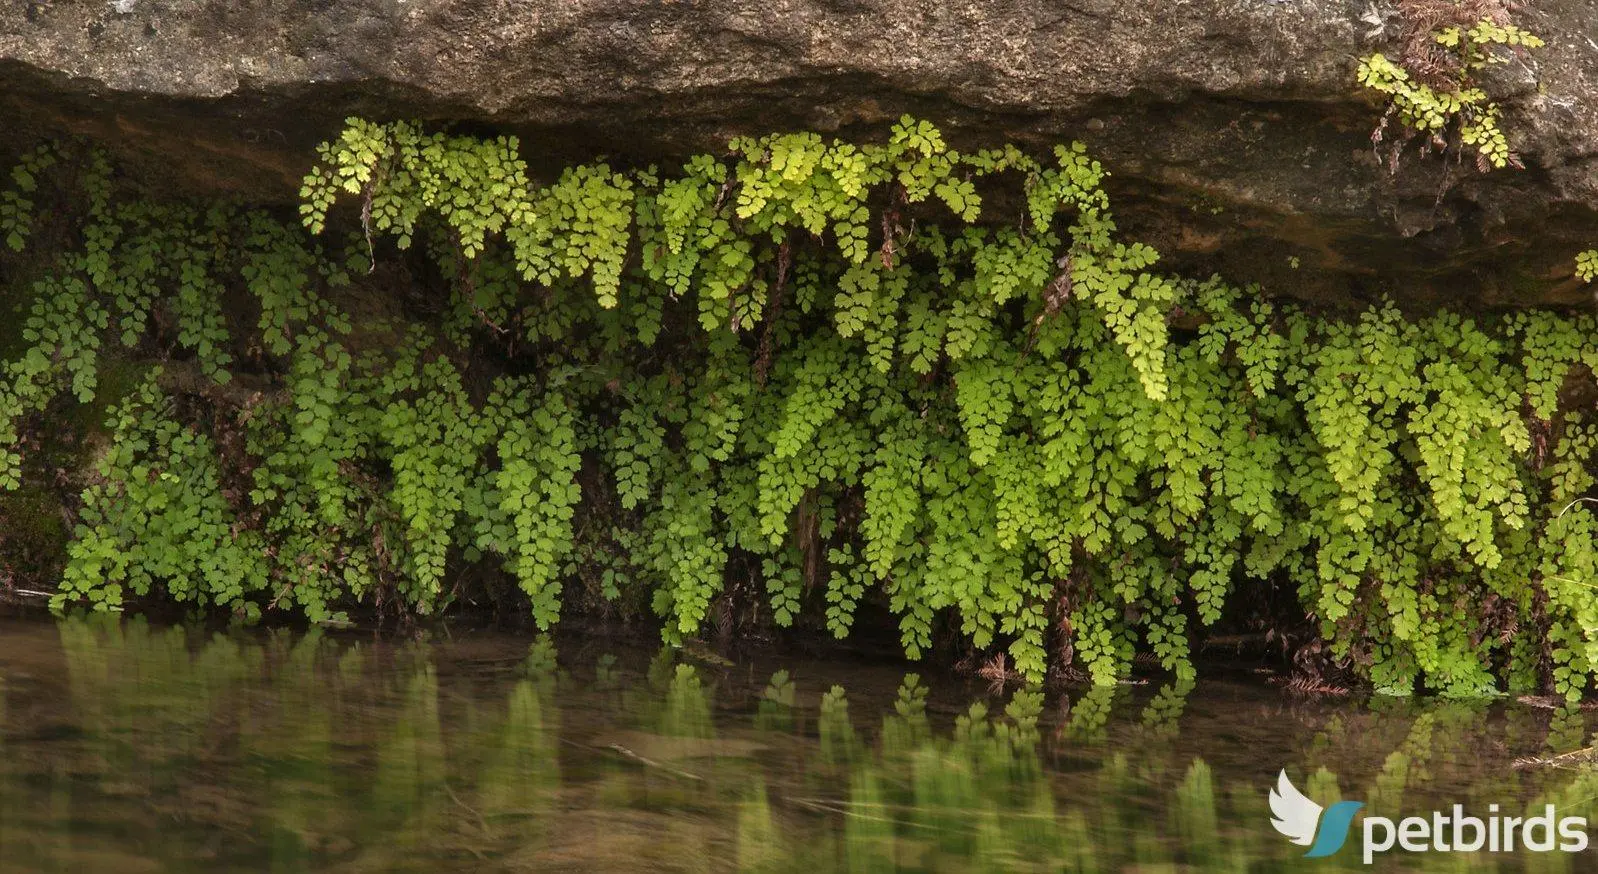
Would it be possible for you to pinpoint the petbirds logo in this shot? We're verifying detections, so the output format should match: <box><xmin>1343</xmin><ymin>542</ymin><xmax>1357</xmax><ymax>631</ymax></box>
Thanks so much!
<box><xmin>1269</xmin><ymin>770</ymin><xmax>1364</xmax><ymax>859</ymax></box>
<box><xmin>1268</xmin><ymin>769</ymin><xmax>1591</xmax><ymax>864</ymax></box>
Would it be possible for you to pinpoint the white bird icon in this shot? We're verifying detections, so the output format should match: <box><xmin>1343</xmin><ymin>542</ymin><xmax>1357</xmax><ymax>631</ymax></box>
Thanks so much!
<box><xmin>1268</xmin><ymin>769</ymin><xmax>1323</xmax><ymax>846</ymax></box>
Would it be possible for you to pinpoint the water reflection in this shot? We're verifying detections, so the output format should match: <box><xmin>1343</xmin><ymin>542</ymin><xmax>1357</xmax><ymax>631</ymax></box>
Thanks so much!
<box><xmin>0</xmin><ymin>616</ymin><xmax>1595</xmax><ymax>871</ymax></box>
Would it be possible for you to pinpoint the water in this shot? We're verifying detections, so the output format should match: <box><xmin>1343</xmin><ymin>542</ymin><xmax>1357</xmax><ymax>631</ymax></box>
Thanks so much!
<box><xmin>0</xmin><ymin>615</ymin><xmax>1595</xmax><ymax>872</ymax></box>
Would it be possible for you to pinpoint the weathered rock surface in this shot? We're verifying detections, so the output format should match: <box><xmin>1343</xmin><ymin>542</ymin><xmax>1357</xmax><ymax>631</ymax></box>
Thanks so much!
<box><xmin>3</xmin><ymin>0</ymin><xmax>1597</xmax><ymax>308</ymax></box>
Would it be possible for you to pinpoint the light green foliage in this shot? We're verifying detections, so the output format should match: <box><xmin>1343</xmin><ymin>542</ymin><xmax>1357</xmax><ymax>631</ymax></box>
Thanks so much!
<box><xmin>244</xmin><ymin>330</ymin><xmax>374</xmax><ymax>622</ymax></box>
<box><xmin>384</xmin><ymin>352</ymin><xmax>483</xmax><ymax>603</ymax></box>
<box><xmin>824</xmin><ymin>544</ymin><xmax>868</xmax><ymax>638</ymax></box>
<box><xmin>55</xmin><ymin>373</ymin><xmax>270</xmax><ymax>614</ymax></box>
<box><xmin>1357</xmin><ymin>18</ymin><xmax>1543</xmax><ymax>170</ymax></box>
<box><xmin>0</xmin><ymin>167</ymin><xmax>260</xmax><ymax>487</ymax></box>
<box><xmin>300</xmin><ymin>119</ymin><xmax>635</xmax><ymax>307</ymax></box>
<box><xmin>473</xmin><ymin>379</ymin><xmax>582</xmax><ymax>628</ymax></box>
<box><xmin>9</xmin><ymin>121</ymin><xmax>1598</xmax><ymax>698</ymax></box>
<box><xmin>1577</xmin><ymin>250</ymin><xmax>1598</xmax><ymax>283</ymax></box>
<box><xmin>0</xmin><ymin>274</ymin><xmax>106</xmax><ymax>488</ymax></box>
<box><xmin>0</xmin><ymin>144</ymin><xmax>56</xmax><ymax>251</ymax></box>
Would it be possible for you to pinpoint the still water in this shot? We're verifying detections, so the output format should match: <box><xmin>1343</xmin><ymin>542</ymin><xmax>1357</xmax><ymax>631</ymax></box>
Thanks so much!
<box><xmin>0</xmin><ymin>615</ymin><xmax>1596</xmax><ymax>872</ymax></box>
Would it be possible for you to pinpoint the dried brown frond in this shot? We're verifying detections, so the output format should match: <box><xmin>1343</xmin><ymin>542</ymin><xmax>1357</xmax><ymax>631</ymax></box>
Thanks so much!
<box><xmin>1395</xmin><ymin>0</ymin><xmax>1513</xmax><ymax>87</ymax></box>
<box><xmin>976</xmin><ymin>651</ymin><xmax>1024</xmax><ymax>693</ymax></box>
<box><xmin>1284</xmin><ymin>675</ymin><xmax>1352</xmax><ymax>696</ymax></box>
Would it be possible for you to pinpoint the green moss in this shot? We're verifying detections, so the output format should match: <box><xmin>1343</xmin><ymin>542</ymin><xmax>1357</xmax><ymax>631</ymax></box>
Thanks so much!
<box><xmin>0</xmin><ymin>482</ymin><xmax>66</xmax><ymax>583</ymax></box>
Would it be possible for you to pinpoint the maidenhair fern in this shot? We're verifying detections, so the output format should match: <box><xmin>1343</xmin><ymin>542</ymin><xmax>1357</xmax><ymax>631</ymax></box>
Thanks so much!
<box><xmin>57</xmin><ymin>372</ymin><xmax>270</xmax><ymax>615</ymax></box>
<box><xmin>1357</xmin><ymin>16</ymin><xmax>1544</xmax><ymax>171</ymax></box>
<box><xmin>4</xmin><ymin>120</ymin><xmax>1597</xmax><ymax>700</ymax></box>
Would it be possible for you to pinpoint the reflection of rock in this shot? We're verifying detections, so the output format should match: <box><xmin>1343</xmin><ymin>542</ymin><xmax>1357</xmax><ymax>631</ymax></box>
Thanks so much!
<box><xmin>2</xmin><ymin>1</ymin><xmax>1596</xmax><ymax>308</ymax></box>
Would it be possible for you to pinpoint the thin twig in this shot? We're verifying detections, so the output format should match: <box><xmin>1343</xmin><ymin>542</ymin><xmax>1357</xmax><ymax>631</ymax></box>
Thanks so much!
<box><xmin>1558</xmin><ymin>497</ymin><xmax>1598</xmax><ymax>518</ymax></box>
<box><xmin>443</xmin><ymin>781</ymin><xmax>491</xmax><ymax>835</ymax></box>
<box><xmin>789</xmin><ymin>797</ymin><xmax>939</xmax><ymax>830</ymax></box>
<box><xmin>557</xmin><ymin>735</ymin><xmax>705</xmax><ymax>782</ymax></box>
<box><xmin>605</xmin><ymin>743</ymin><xmax>705</xmax><ymax>782</ymax></box>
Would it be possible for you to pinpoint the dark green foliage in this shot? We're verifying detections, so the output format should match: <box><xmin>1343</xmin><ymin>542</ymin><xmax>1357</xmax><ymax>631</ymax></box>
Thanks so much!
<box><xmin>4</xmin><ymin>120</ymin><xmax>1598</xmax><ymax>696</ymax></box>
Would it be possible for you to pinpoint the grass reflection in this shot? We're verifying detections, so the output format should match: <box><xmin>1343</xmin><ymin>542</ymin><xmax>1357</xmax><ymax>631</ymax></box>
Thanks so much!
<box><xmin>0</xmin><ymin>616</ymin><xmax>1590</xmax><ymax>872</ymax></box>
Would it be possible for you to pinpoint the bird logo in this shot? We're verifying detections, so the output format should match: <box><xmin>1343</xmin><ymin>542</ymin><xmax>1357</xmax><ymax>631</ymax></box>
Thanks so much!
<box><xmin>1269</xmin><ymin>769</ymin><xmax>1365</xmax><ymax>858</ymax></box>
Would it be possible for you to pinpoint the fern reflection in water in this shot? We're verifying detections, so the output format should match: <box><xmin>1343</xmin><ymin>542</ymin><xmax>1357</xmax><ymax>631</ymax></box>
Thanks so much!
<box><xmin>0</xmin><ymin>617</ymin><xmax>1595</xmax><ymax>871</ymax></box>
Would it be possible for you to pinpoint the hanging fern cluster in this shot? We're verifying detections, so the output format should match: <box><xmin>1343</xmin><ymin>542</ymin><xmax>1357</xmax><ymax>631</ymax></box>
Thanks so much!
<box><xmin>3</xmin><ymin>119</ymin><xmax>1597</xmax><ymax>696</ymax></box>
<box><xmin>1356</xmin><ymin>11</ymin><xmax>1543</xmax><ymax>172</ymax></box>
